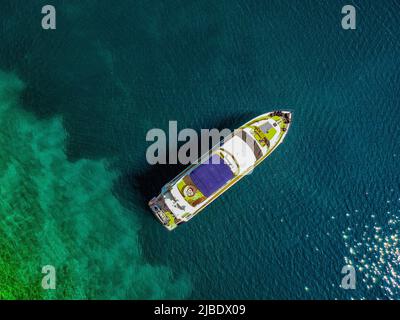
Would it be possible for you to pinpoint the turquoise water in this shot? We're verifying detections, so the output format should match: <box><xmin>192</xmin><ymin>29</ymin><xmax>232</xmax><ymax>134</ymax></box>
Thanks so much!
<box><xmin>0</xmin><ymin>0</ymin><xmax>399</xmax><ymax>299</ymax></box>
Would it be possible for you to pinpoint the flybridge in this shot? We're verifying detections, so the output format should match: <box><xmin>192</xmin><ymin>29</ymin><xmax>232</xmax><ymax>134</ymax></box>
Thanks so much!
<box><xmin>189</xmin><ymin>154</ymin><xmax>234</xmax><ymax>197</ymax></box>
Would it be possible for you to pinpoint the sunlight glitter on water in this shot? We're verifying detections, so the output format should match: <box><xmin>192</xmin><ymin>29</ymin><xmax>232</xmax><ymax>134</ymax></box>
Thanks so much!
<box><xmin>343</xmin><ymin>190</ymin><xmax>400</xmax><ymax>299</ymax></box>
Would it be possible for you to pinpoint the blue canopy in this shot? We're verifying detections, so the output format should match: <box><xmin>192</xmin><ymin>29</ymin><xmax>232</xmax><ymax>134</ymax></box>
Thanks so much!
<box><xmin>189</xmin><ymin>155</ymin><xmax>234</xmax><ymax>197</ymax></box>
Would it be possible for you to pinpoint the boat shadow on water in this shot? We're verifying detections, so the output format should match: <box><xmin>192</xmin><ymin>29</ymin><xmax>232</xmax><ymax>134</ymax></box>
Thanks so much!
<box><xmin>114</xmin><ymin>113</ymin><xmax>255</xmax><ymax>265</ymax></box>
<box><xmin>125</xmin><ymin>113</ymin><xmax>255</xmax><ymax>215</ymax></box>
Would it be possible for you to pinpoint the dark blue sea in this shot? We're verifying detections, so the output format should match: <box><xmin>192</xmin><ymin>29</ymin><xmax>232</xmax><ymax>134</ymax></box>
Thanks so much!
<box><xmin>0</xmin><ymin>0</ymin><xmax>399</xmax><ymax>299</ymax></box>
